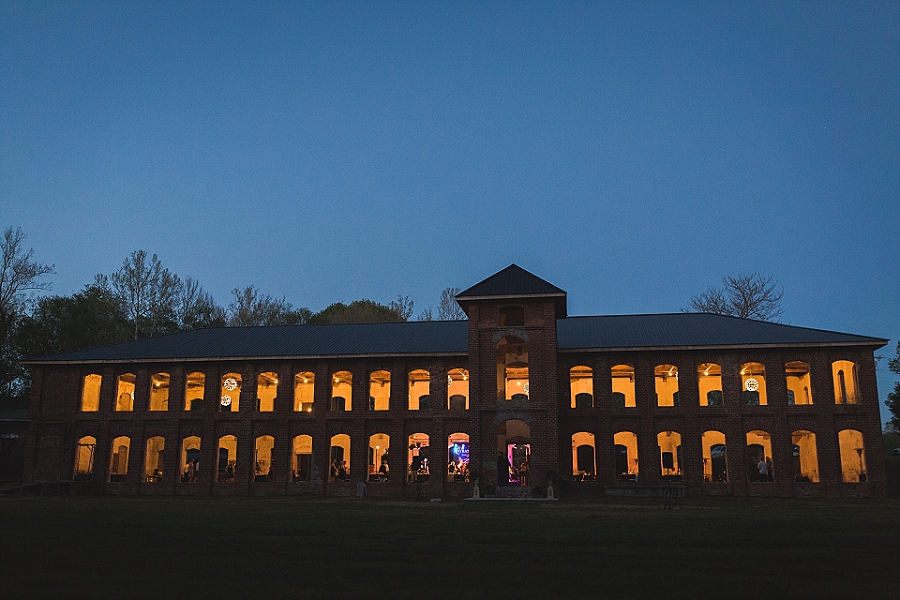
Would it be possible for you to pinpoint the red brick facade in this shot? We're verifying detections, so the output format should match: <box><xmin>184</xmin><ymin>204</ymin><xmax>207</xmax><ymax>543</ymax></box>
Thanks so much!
<box><xmin>20</xmin><ymin>278</ymin><xmax>887</xmax><ymax>498</ymax></box>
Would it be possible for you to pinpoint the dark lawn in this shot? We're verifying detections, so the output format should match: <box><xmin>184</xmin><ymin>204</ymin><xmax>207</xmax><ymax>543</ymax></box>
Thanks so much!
<box><xmin>1</xmin><ymin>495</ymin><xmax>898</xmax><ymax>600</ymax></box>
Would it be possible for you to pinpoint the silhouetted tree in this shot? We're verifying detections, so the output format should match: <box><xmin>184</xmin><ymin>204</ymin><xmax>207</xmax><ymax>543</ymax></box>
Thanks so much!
<box><xmin>0</xmin><ymin>226</ymin><xmax>54</xmax><ymax>405</ymax></box>
<box><xmin>886</xmin><ymin>342</ymin><xmax>900</xmax><ymax>433</ymax></box>
<box><xmin>689</xmin><ymin>273</ymin><xmax>783</xmax><ymax>322</ymax></box>
<box><xmin>228</xmin><ymin>285</ymin><xmax>310</xmax><ymax>326</ymax></box>
<box><xmin>437</xmin><ymin>287</ymin><xmax>466</xmax><ymax>320</ymax></box>
<box><xmin>178</xmin><ymin>277</ymin><xmax>227</xmax><ymax>329</ymax></box>
<box><xmin>310</xmin><ymin>299</ymin><xmax>405</xmax><ymax>324</ymax></box>
<box><xmin>103</xmin><ymin>250</ymin><xmax>183</xmax><ymax>339</ymax></box>
<box><xmin>389</xmin><ymin>295</ymin><xmax>414</xmax><ymax>321</ymax></box>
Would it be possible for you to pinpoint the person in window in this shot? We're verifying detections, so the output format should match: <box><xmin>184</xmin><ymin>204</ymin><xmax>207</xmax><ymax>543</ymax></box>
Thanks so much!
<box><xmin>757</xmin><ymin>457</ymin><xmax>768</xmax><ymax>482</ymax></box>
<box><xmin>765</xmin><ymin>457</ymin><xmax>773</xmax><ymax>482</ymax></box>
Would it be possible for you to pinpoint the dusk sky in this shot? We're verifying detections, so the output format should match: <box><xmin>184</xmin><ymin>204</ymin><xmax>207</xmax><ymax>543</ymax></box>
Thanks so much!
<box><xmin>2</xmin><ymin>2</ymin><xmax>898</xmax><ymax>422</ymax></box>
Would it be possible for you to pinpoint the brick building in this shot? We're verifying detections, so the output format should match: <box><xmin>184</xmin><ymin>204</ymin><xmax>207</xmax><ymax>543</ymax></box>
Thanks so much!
<box><xmin>19</xmin><ymin>265</ymin><xmax>888</xmax><ymax>497</ymax></box>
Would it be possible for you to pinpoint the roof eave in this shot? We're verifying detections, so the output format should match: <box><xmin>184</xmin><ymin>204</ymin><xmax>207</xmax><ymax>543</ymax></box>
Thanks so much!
<box><xmin>20</xmin><ymin>350</ymin><xmax>470</xmax><ymax>366</ymax></box>
<box><xmin>558</xmin><ymin>339</ymin><xmax>889</xmax><ymax>353</ymax></box>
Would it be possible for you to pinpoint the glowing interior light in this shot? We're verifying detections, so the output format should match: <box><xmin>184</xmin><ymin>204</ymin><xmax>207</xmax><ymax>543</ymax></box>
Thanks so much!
<box><xmin>223</xmin><ymin>377</ymin><xmax>238</xmax><ymax>391</ymax></box>
<box><xmin>745</xmin><ymin>378</ymin><xmax>759</xmax><ymax>392</ymax></box>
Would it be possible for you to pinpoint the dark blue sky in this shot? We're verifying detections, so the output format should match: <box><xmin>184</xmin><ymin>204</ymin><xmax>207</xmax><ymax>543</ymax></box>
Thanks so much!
<box><xmin>2</xmin><ymin>2</ymin><xmax>898</xmax><ymax>421</ymax></box>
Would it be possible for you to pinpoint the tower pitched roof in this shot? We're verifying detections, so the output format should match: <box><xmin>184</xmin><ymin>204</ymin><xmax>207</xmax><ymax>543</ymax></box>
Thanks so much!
<box><xmin>456</xmin><ymin>264</ymin><xmax>567</xmax><ymax>316</ymax></box>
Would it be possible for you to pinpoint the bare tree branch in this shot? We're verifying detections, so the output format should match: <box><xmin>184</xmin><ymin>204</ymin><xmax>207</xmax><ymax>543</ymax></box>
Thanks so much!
<box><xmin>437</xmin><ymin>287</ymin><xmax>466</xmax><ymax>320</ymax></box>
<box><xmin>689</xmin><ymin>273</ymin><xmax>783</xmax><ymax>322</ymax></box>
<box><xmin>0</xmin><ymin>226</ymin><xmax>54</xmax><ymax>319</ymax></box>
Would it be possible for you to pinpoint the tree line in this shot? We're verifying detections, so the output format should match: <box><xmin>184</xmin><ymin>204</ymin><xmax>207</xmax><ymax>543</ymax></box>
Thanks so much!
<box><xmin>0</xmin><ymin>226</ymin><xmax>466</xmax><ymax>408</ymax></box>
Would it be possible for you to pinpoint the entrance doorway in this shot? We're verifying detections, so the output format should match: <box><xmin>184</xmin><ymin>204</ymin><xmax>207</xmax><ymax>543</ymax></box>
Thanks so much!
<box><xmin>497</xmin><ymin>419</ymin><xmax>530</xmax><ymax>486</ymax></box>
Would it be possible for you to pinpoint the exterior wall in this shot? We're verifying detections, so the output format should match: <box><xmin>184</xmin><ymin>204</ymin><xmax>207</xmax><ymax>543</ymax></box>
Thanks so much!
<box><xmin>22</xmin><ymin>339</ymin><xmax>886</xmax><ymax>498</ymax></box>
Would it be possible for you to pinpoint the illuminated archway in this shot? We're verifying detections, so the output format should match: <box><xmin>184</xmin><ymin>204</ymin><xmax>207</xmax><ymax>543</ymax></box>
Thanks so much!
<box><xmin>785</xmin><ymin>361</ymin><xmax>812</xmax><ymax>405</ymax></box>
<box><xmin>81</xmin><ymin>374</ymin><xmax>101</xmax><ymax>412</ymax></box>
<box><xmin>408</xmin><ymin>369</ymin><xmax>430</xmax><ymax>410</ymax></box>
<box><xmin>184</xmin><ymin>371</ymin><xmax>205</xmax><ymax>411</ymax></box>
<box><xmin>181</xmin><ymin>436</ymin><xmax>200</xmax><ymax>482</ymax></box>
<box><xmin>331</xmin><ymin>371</ymin><xmax>352</xmax><ymax>412</ymax></box>
<box><xmin>655</xmin><ymin>364</ymin><xmax>679</xmax><ymax>407</ymax></box>
<box><xmin>217</xmin><ymin>435</ymin><xmax>237</xmax><ymax>481</ymax></box>
<box><xmin>369</xmin><ymin>370</ymin><xmax>390</xmax><ymax>411</ymax></box>
<box><xmin>832</xmin><ymin>361</ymin><xmax>860</xmax><ymax>404</ymax></box>
<box><xmin>292</xmin><ymin>435</ymin><xmax>312</xmax><ymax>482</ymax></box>
<box><xmin>572</xmin><ymin>432</ymin><xmax>595</xmax><ymax>480</ymax></box>
<box><xmin>497</xmin><ymin>337</ymin><xmax>528</xmax><ymax>400</ymax></box>
<box><xmin>697</xmin><ymin>363</ymin><xmax>723</xmax><ymax>406</ymax></box>
<box><xmin>611</xmin><ymin>364</ymin><xmax>635</xmax><ymax>407</ymax></box>
<box><xmin>115</xmin><ymin>373</ymin><xmax>135</xmax><ymax>412</ymax></box>
<box><xmin>73</xmin><ymin>435</ymin><xmax>96</xmax><ymax>480</ymax></box>
<box><xmin>658</xmin><ymin>431</ymin><xmax>682</xmax><ymax>479</ymax></box>
<box><xmin>254</xmin><ymin>435</ymin><xmax>275</xmax><ymax>480</ymax></box>
<box><xmin>447</xmin><ymin>432</ymin><xmax>469</xmax><ymax>482</ymax></box>
<box><xmin>497</xmin><ymin>419</ymin><xmax>530</xmax><ymax>486</ymax></box>
<box><xmin>329</xmin><ymin>434</ymin><xmax>350</xmax><ymax>480</ymax></box>
<box><xmin>702</xmin><ymin>430</ymin><xmax>727</xmax><ymax>482</ymax></box>
<box><xmin>257</xmin><ymin>372</ymin><xmax>278</xmax><ymax>412</ymax></box>
<box><xmin>144</xmin><ymin>436</ymin><xmax>165</xmax><ymax>481</ymax></box>
<box><xmin>570</xmin><ymin>366</ymin><xmax>593</xmax><ymax>408</ymax></box>
<box><xmin>149</xmin><ymin>372</ymin><xmax>170</xmax><ymax>411</ymax></box>
<box><xmin>368</xmin><ymin>433</ymin><xmax>390</xmax><ymax>480</ymax></box>
<box><xmin>740</xmin><ymin>363</ymin><xmax>767</xmax><ymax>405</ymax></box>
<box><xmin>838</xmin><ymin>429</ymin><xmax>867</xmax><ymax>482</ymax></box>
<box><xmin>220</xmin><ymin>373</ymin><xmax>241</xmax><ymax>412</ymax></box>
<box><xmin>448</xmin><ymin>368</ymin><xmax>469</xmax><ymax>410</ymax></box>
<box><xmin>791</xmin><ymin>430</ymin><xmax>819</xmax><ymax>483</ymax></box>
<box><xmin>614</xmin><ymin>431</ymin><xmax>639</xmax><ymax>481</ymax></box>
<box><xmin>746</xmin><ymin>430</ymin><xmax>773</xmax><ymax>482</ymax></box>
<box><xmin>109</xmin><ymin>436</ymin><xmax>130</xmax><ymax>481</ymax></box>
<box><xmin>294</xmin><ymin>372</ymin><xmax>314</xmax><ymax>412</ymax></box>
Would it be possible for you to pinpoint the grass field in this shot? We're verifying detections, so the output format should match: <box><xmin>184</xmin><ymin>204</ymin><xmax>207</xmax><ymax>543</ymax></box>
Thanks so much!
<box><xmin>1</xmin><ymin>495</ymin><xmax>898</xmax><ymax>600</ymax></box>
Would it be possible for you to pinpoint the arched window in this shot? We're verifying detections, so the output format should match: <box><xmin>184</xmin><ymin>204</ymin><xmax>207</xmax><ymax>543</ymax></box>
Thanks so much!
<box><xmin>181</xmin><ymin>436</ymin><xmax>200</xmax><ymax>482</ymax></box>
<box><xmin>109</xmin><ymin>436</ymin><xmax>130</xmax><ymax>481</ymax></box>
<box><xmin>184</xmin><ymin>372</ymin><xmax>205</xmax><ymax>411</ymax></box>
<box><xmin>257</xmin><ymin>372</ymin><xmax>278</xmax><ymax>412</ymax></box>
<box><xmin>497</xmin><ymin>337</ymin><xmax>528</xmax><ymax>400</ymax></box>
<box><xmin>614</xmin><ymin>431</ymin><xmax>639</xmax><ymax>482</ymax></box>
<box><xmin>329</xmin><ymin>434</ymin><xmax>351</xmax><ymax>481</ymax></box>
<box><xmin>658</xmin><ymin>431</ymin><xmax>682</xmax><ymax>479</ymax></box>
<box><xmin>832</xmin><ymin>361</ymin><xmax>860</xmax><ymax>404</ymax></box>
<box><xmin>447</xmin><ymin>368</ymin><xmax>469</xmax><ymax>410</ymax></box>
<box><xmin>144</xmin><ymin>436</ymin><xmax>165</xmax><ymax>482</ymax></box>
<box><xmin>81</xmin><ymin>374</ymin><xmax>101</xmax><ymax>412</ymax></box>
<box><xmin>785</xmin><ymin>361</ymin><xmax>813</xmax><ymax>405</ymax></box>
<box><xmin>254</xmin><ymin>435</ymin><xmax>275</xmax><ymax>480</ymax></box>
<box><xmin>571</xmin><ymin>432</ymin><xmax>595</xmax><ymax>481</ymax></box>
<box><xmin>294</xmin><ymin>372</ymin><xmax>314</xmax><ymax>413</ymax></box>
<box><xmin>499</xmin><ymin>305</ymin><xmax>524</xmax><ymax>327</ymax></box>
<box><xmin>746</xmin><ymin>430</ymin><xmax>773</xmax><ymax>482</ymax></box>
<box><xmin>291</xmin><ymin>435</ymin><xmax>312</xmax><ymax>482</ymax></box>
<box><xmin>115</xmin><ymin>373</ymin><xmax>135</xmax><ymax>412</ymax></box>
<box><xmin>368</xmin><ymin>433</ymin><xmax>390</xmax><ymax>481</ymax></box>
<box><xmin>217</xmin><ymin>435</ymin><xmax>237</xmax><ymax>482</ymax></box>
<box><xmin>409</xmin><ymin>433</ymin><xmax>430</xmax><ymax>481</ymax></box>
<box><xmin>447</xmin><ymin>432</ymin><xmax>469</xmax><ymax>482</ymax></box>
<box><xmin>791</xmin><ymin>430</ymin><xmax>819</xmax><ymax>483</ymax></box>
<box><xmin>331</xmin><ymin>371</ymin><xmax>352</xmax><ymax>412</ymax></box>
<box><xmin>655</xmin><ymin>364</ymin><xmax>679</xmax><ymax>407</ymax></box>
<box><xmin>701</xmin><ymin>430</ymin><xmax>727</xmax><ymax>482</ymax></box>
<box><xmin>408</xmin><ymin>369</ymin><xmax>431</xmax><ymax>410</ymax></box>
<box><xmin>611</xmin><ymin>364</ymin><xmax>636</xmax><ymax>407</ymax></box>
<box><xmin>220</xmin><ymin>373</ymin><xmax>241</xmax><ymax>412</ymax></box>
<box><xmin>73</xmin><ymin>435</ymin><xmax>96</xmax><ymax>480</ymax></box>
<box><xmin>838</xmin><ymin>429</ymin><xmax>867</xmax><ymax>483</ymax></box>
<box><xmin>369</xmin><ymin>370</ymin><xmax>391</xmax><ymax>411</ymax></box>
<box><xmin>697</xmin><ymin>363</ymin><xmax>723</xmax><ymax>406</ymax></box>
<box><xmin>149</xmin><ymin>372</ymin><xmax>170</xmax><ymax>411</ymax></box>
<box><xmin>740</xmin><ymin>362</ymin><xmax>767</xmax><ymax>405</ymax></box>
<box><xmin>570</xmin><ymin>366</ymin><xmax>593</xmax><ymax>408</ymax></box>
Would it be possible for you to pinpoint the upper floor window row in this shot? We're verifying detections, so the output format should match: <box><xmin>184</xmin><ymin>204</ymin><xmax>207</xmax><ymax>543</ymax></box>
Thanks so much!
<box><xmin>83</xmin><ymin>368</ymin><xmax>470</xmax><ymax>412</ymax></box>
<box><xmin>568</xmin><ymin>360</ymin><xmax>862</xmax><ymax>409</ymax></box>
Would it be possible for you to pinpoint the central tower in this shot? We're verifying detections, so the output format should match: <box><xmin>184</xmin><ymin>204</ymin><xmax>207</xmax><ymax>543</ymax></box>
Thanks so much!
<box><xmin>455</xmin><ymin>265</ymin><xmax>567</xmax><ymax>490</ymax></box>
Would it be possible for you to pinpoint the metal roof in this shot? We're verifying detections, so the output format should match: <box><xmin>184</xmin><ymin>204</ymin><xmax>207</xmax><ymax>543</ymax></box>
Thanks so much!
<box><xmin>22</xmin><ymin>312</ymin><xmax>886</xmax><ymax>365</ymax></box>
<box><xmin>456</xmin><ymin>264</ymin><xmax>567</xmax><ymax>316</ymax></box>
<box><xmin>24</xmin><ymin>320</ymin><xmax>470</xmax><ymax>364</ymax></box>
<box><xmin>557</xmin><ymin>313</ymin><xmax>887</xmax><ymax>351</ymax></box>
